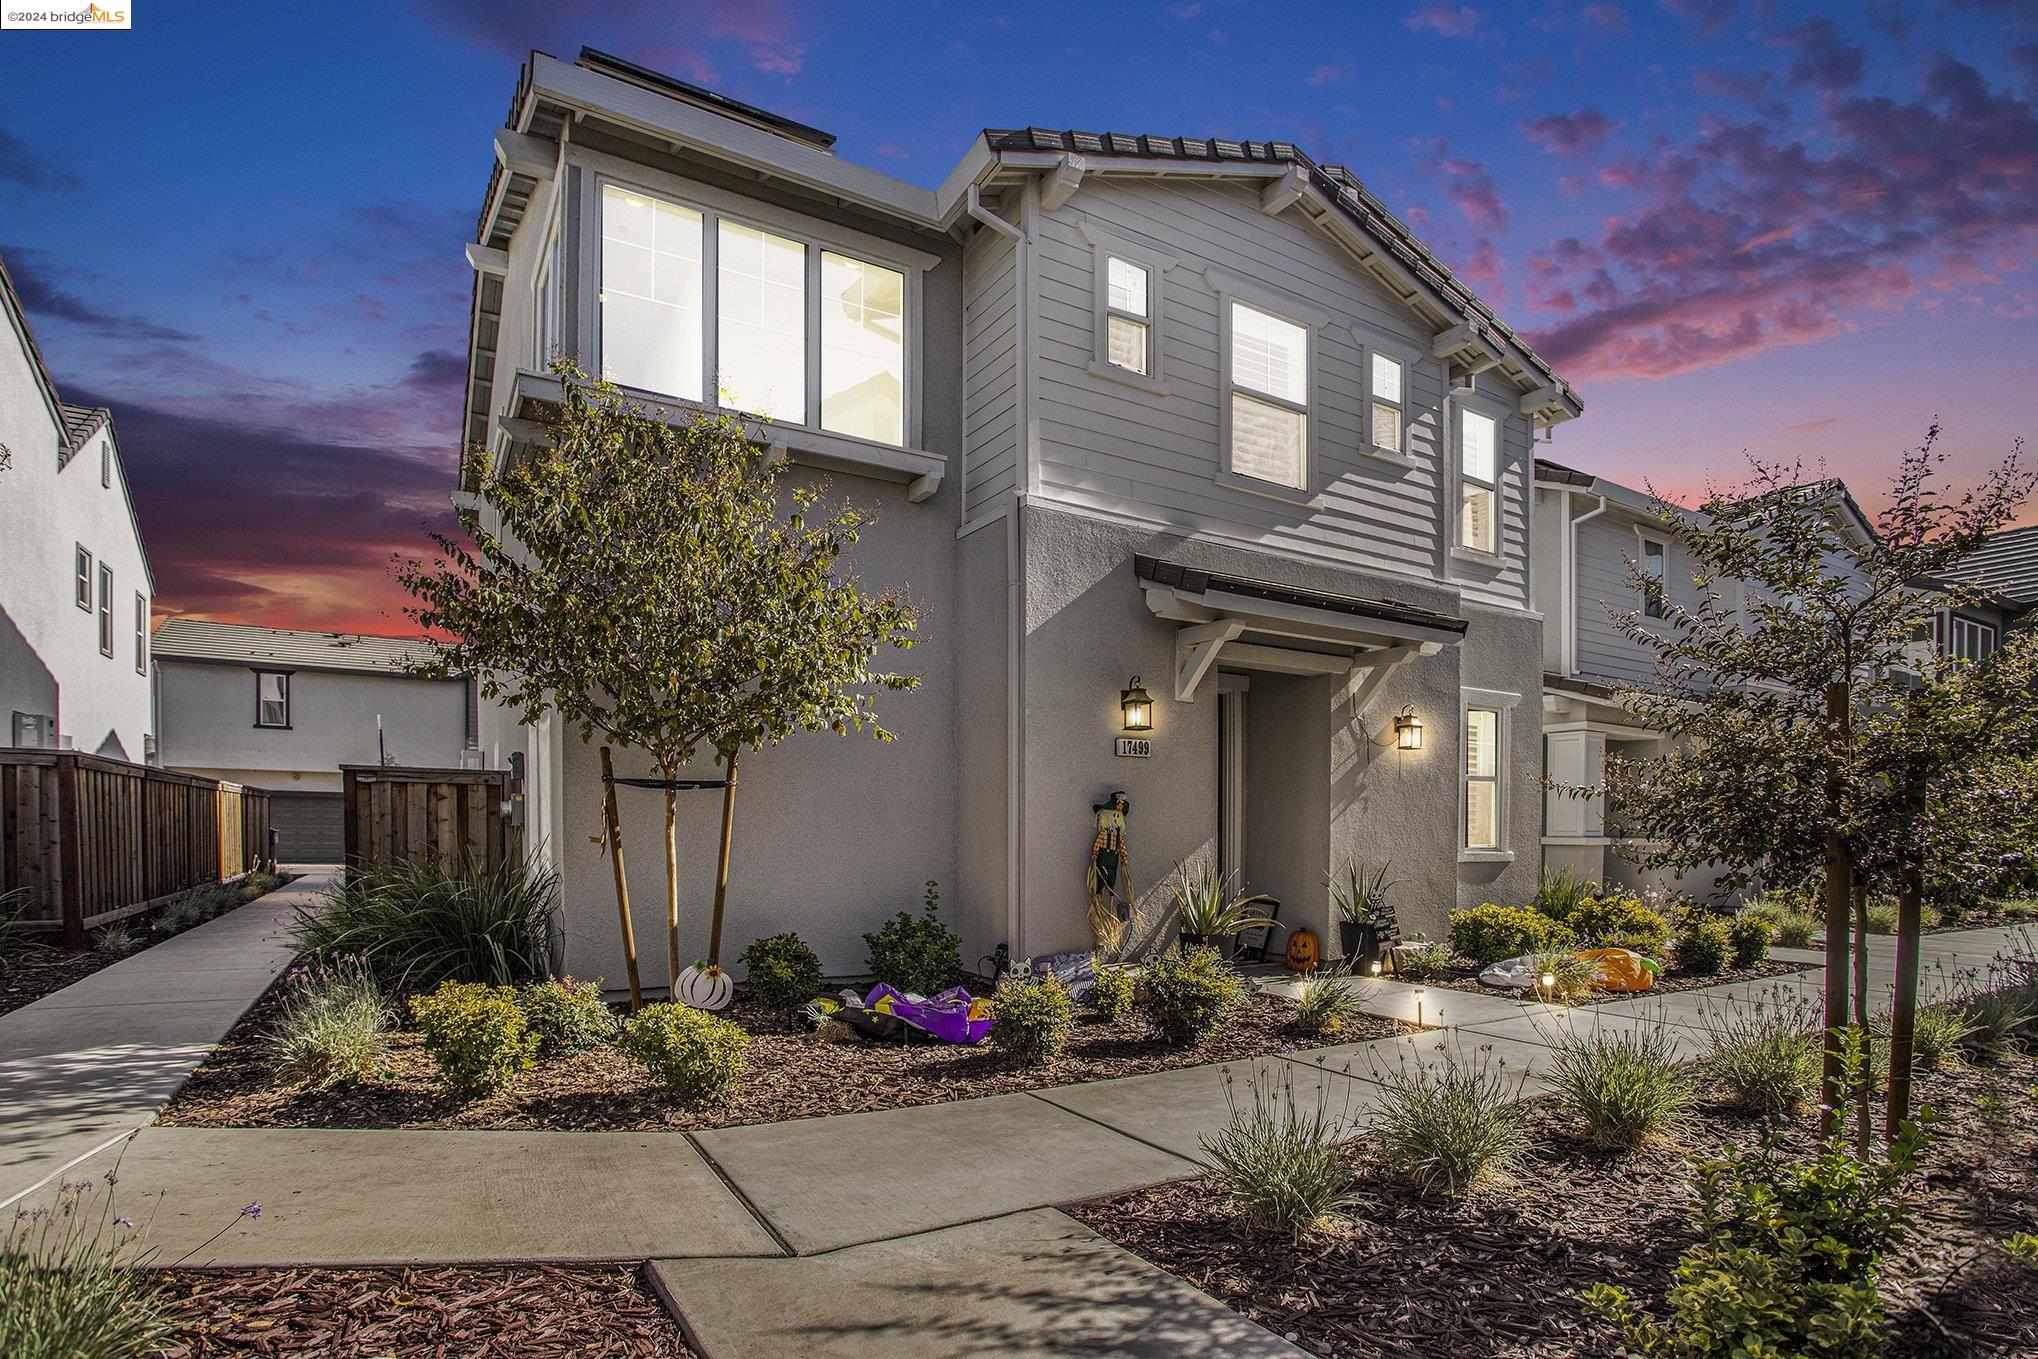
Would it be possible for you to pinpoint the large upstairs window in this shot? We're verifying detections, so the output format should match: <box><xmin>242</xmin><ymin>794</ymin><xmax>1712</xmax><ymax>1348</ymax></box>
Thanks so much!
<box><xmin>599</xmin><ymin>185</ymin><xmax>703</xmax><ymax>402</ymax></box>
<box><xmin>1227</xmin><ymin>302</ymin><xmax>1310</xmax><ymax>491</ymax></box>
<box><xmin>820</xmin><ymin>251</ymin><xmax>904</xmax><ymax>444</ymax></box>
<box><xmin>1459</xmin><ymin>407</ymin><xmax>1498</xmax><ymax>554</ymax></box>
<box><xmin>717</xmin><ymin>219</ymin><xmax>807</xmax><ymax>422</ymax></box>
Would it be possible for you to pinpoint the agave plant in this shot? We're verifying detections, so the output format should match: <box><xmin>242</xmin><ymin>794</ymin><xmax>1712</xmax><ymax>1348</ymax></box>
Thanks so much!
<box><xmin>1327</xmin><ymin>860</ymin><xmax>1401</xmax><ymax>929</ymax></box>
<box><xmin>1168</xmin><ymin>863</ymin><xmax>1275</xmax><ymax>945</ymax></box>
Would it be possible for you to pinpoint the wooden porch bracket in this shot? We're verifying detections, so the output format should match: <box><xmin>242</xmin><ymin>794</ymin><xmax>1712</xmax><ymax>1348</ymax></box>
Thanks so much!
<box><xmin>1174</xmin><ymin>620</ymin><xmax>1247</xmax><ymax>702</ymax></box>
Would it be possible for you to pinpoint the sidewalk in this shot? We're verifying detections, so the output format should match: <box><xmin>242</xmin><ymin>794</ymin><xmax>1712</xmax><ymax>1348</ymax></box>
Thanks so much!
<box><xmin>0</xmin><ymin>873</ymin><xmax>322</xmax><ymax>1208</ymax></box>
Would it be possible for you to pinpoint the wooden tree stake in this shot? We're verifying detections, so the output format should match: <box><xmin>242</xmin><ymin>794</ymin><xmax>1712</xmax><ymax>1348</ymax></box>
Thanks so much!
<box><xmin>708</xmin><ymin>749</ymin><xmax>739</xmax><ymax>965</ymax></box>
<box><xmin>599</xmin><ymin>745</ymin><xmax>643</xmax><ymax>1011</ymax></box>
<box><xmin>664</xmin><ymin>786</ymin><xmax>680</xmax><ymax>997</ymax></box>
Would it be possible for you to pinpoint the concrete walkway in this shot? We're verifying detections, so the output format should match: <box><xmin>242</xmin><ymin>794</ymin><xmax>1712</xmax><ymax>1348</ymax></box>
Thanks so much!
<box><xmin>0</xmin><ymin>873</ymin><xmax>321</xmax><ymax>1209</ymax></box>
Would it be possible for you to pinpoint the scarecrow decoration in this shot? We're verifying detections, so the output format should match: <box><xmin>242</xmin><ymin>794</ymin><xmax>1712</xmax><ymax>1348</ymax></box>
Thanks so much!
<box><xmin>1087</xmin><ymin>791</ymin><xmax>1136</xmax><ymax>958</ymax></box>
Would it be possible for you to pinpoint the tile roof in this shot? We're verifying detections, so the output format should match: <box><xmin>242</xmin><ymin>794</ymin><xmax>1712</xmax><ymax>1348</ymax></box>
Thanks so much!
<box><xmin>1534</xmin><ymin>457</ymin><xmax>1596</xmax><ymax>488</ymax></box>
<box><xmin>58</xmin><ymin>403</ymin><xmax>110</xmax><ymax>459</ymax></box>
<box><xmin>152</xmin><ymin>619</ymin><xmax>445</xmax><ymax>675</ymax></box>
<box><xmin>1941</xmin><ymin>523</ymin><xmax>2038</xmax><ymax>603</ymax></box>
<box><xmin>1135</xmin><ymin>554</ymin><xmax>1468</xmax><ymax>636</ymax></box>
<box><xmin>984</xmin><ymin>127</ymin><xmax>1575</xmax><ymax>402</ymax></box>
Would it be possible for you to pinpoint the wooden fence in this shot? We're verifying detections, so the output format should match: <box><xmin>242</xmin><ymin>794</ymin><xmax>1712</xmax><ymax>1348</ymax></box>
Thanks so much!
<box><xmin>342</xmin><ymin>765</ymin><xmax>517</xmax><ymax>875</ymax></box>
<box><xmin>0</xmin><ymin>750</ymin><xmax>273</xmax><ymax>947</ymax></box>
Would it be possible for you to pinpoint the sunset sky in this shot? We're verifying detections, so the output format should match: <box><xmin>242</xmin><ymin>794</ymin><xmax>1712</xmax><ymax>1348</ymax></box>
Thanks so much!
<box><xmin>3</xmin><ymin>0</ymin><xmax>2034</xmax><ymax>635</ymax></box>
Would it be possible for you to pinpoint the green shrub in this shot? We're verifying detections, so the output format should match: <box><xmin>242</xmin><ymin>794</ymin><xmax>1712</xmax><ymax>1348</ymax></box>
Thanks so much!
<box><xmin>270</xmin><ymin>958</ymin><xmax>389</xmax><ymax>1088</ymax></box>
<box><xmin>1527</xmin><ymin>949</ymin><xmax>1599</xmax><ymax>1003</ymax></box>
<box><xmin>1568</xmin><ymin>895</ymin><xmax>1670</xmax><ymax>957</ymax></box>
<box><xmin>1138</xmin><ymin>946</ymin><xmax>1245</xmax><ymax>1046</ymax></box>
<box><xmin>1728</xmin><ymin>915</ymin><xmax>1773</xmax><ymax>969</ymax></box>
<box><xmin>1374</xmin><ymin>1043</ymin><xmax>1529</xmax><ymax>1197</ymax></box>
<box><xmin>1957</xmin><ymin>986</ymin><xmax>2036</xmax><ymax>1061</ymax></box>
<box><xmin>1448</xmin><ymin>904</ymin><xmax>1571</xmax><ymax>965</ymax></box>
<box><xmin>1905</xmin><ymin>1002</ymin><xmax>1973</xmax><ymax>1069</ymax></box>
<box><xmin>618</xmin><ymin>1002</ymin><xmax>749</xmax><ymax>1100</ymax></box>
<box><xmin>1203</xmin><ymin>1068</ymin><xmax>1357</xmax><ymax>1237</ymax></box>
<box><xmin>738</xmin><ymin>932</ymin><xmax>823</xmax><ymax>1009</ymax></box>
<box><xmin>1674</xmin><ymin>913</ymin><xmax>1733</xmax><ymax>976</ymax></box>
<box><xmin>1534</xmin><ymin>866</ymin><xmax>1599</xmax><ymax>922</ymax></box>
<box><xmin>862</xmin><ymin>881</ymin><xmax>961</xmax><ymax>995</ymax></box>
<box><xmin>1293</xmin><ymin>977</ymin><xmax>1364</xmax><ymax>1035</ymax></box>
<box><xmin>93</xmin><ymin>924</ymin><xmax>138</xmax><ymax>955</ymax></box>
<box><xmin>409</xmin><ymin>980</ymin><xmax>538</xmax><ymax>1094</ymax></box>
<box><xmin>0</xmin><ymin>1175</ymin><xmax>168</xmax><ymax>1359</ymax></box>
<box><xmin>1544</xmin><ymin>1021</ymin><xmax>1696</xmax><ymax>1149</ymax></box>
<box><xmin>293</xmin><ymin>857</ymin><xmax>557</xmax><ymax>990</ymax></box>
<box><xmin>517</xmin><ymin>978</ymin><xmax>615</xmax><ymax>1057</ymax></box>
<box><xmin>1702</xmin><ymin>996</ymin><xmax>1822</xmax><ymax>1117</ymax></box>
<box><xmin>990</xmin><ymin>973</ymin><xmax>1076</xmax><ymax>1065</ymax></box>
<box><xmin>1394</xmin><ymin>938</ymin><xmax>1454</xmax><ymax>979</ymax></box>
<box><xmin>1090</xmin><ymin>965</ymin><xmax>1135</xmax><ymax>1021</ymax></box>
<box><xmin>1584</xmin><ymin>1121</ymin><xmax>1928</xmax><ymax>1358</ymax></box>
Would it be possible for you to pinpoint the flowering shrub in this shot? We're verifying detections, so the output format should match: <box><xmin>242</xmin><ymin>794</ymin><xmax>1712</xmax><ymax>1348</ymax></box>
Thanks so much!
<box><xmin>270</xmin><ymin>956</ymin><xmax>389</xmax><ymax>1088</ymax></box>
<box><xmin>409</xmin><ymin>980</ymin><xmax>537</xmax><ymax>1094</ymax></box>
<box><xmin>0</xmin><ymin>1172</ymin><xmax>167</xmax><ymax>1359</ymax></box>
<box><xmin>618</xmin><ymin>1002</ymin><xmax>749</xmax><ymax>1100</ymax></box>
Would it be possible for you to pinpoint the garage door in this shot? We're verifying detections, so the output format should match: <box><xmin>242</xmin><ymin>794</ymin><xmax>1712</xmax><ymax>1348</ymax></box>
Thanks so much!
<box><xmin>268</xmin><ymin>791</ymin><xmax>345</xmax><ymax>864</ymax></box>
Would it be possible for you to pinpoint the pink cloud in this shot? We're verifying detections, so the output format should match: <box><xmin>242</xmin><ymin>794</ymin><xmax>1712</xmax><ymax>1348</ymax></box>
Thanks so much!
<box><xmin>1521</xmin><ymin>108</ymin><xmax>1618</xmax><ymax>155</ymax></box>
<box><xmin>1305</xmin><ymin>64</ymin><xmax>1344</xmax><ymax>87</ymax></box>
<box><xmin>1403</xmin><ymin>2</ymin><xmax>1482</xmax><ymax>38</ymax></box>
<box><xmin>1416</xmin><ymin>140</ymin><xmax>1509</xmax><ymax>229</ymax></box>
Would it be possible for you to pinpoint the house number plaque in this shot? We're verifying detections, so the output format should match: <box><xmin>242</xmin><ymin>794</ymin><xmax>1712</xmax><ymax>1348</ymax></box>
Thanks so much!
<box><xmin>1114</xmin><ymin>737</ymin><xmax>1152</xmax><ymax>758</ymax></box>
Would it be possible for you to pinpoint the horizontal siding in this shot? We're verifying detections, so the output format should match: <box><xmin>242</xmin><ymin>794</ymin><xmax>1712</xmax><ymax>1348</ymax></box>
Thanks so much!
<box><xmin>1573</xmin><ymin>508</ymin><xmax>1700</xmax><ymax>686</ymax></box>
<box><xmin>1025</xmin><ymin>176</ymin><xmax>1537</xmax><ymax>607</ymax></box>
<box><xmin>964</xmin><ymin>225</ymin><xmax>1020</xmax><ymax>520</ymax></box>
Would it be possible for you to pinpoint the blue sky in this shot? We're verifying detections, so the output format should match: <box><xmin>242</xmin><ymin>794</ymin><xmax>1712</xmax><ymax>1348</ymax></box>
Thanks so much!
<box><xmin>2</xmin><ymin>0</ymin><xmax>2034</xmax><ymax>629</ymax></box>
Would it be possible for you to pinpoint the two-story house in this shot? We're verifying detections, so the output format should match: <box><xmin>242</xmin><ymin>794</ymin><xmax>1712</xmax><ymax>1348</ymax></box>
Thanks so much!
<box><xmin>460</xmin><ymin>49</ymin><xmax>1583</xmax><ymax>986</ymax></box>
<box><xmin>0</xmin><ymin>252</ymin><xmax>154</xmax><ymax>761</ymax></box>
<box><xmin>152</xmin><ymin>619</ymin><xmax>480</xmax><ymax>862</ymax></box>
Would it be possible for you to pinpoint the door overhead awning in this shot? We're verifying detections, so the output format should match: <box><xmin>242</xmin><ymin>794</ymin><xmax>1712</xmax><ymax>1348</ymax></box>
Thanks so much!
<box><xmin>1135</xmin><ymin>555</ymin><xmax>1467</xmax><ymax>704</ymax></box>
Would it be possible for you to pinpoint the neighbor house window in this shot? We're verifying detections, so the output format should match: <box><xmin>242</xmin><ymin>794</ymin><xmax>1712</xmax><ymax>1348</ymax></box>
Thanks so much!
<box><xmin>1228</xmin><ymin>302</ymin><xmax>1310</xmax><ymax>490</ymax></box>
<box><xmin>599</xmin><ymin>184</ymin><xmax>704</xmax><ymax>401</ymax></box>
<box><xmin>1464</xmin><ymin>705</ymin><xmax>1501</xmax><ymax>851</ymax></box>
<box><xmin>75</xmin><ymin>546</ymin><xmax>93</xmax><ymax>611</ymax></box>
<box><xmin>1935</xmin><ymin>611</ymin><xmax>1997</xmax><ymax>662</ymax></box>
<box><xmin>533</xmin><ymin>226</ymin><xmax>560</xmax><ymax>367</ymax></box>
<box><xmin>1459</xmin><ymin>408</ymin><xmax>1498</xmax><ymax>554</ymax></box>
<box><xmin>1640</xmin><ymin>535</ymin><xmax>1669</xmax><ymax>619</ymax></box>
<box><xmin>717</xmin><ymin>219</ymin><xmax>807</xmax><ymax>423</ymax></box>
<box><xmin>134</xmin><ymin>594</ymin><xmax>147</xmax><ymax>674</ymax></box>
<box><xmin>820</xmin><ymin>251</ymin><xmax>904</xmax><ymax>444</ymax></box>
<box><xmin>96</xmin><ymin>565</ymin><xmax>113</xmax><ymax>657</ymax></box>
<box><xmin>1370</xmin><ymin>353</ymin><xmax>1405</xmax><ymax>455</ymax></box>
<box><xmin>255</xmin><ymin>672</ymin><xmax>290</xmax><ymax>728</ymax></box>
<box><xmin>1105</xmin><ymin>257</ymin><xmax>1151</xmax><ymax>376</ymax></box>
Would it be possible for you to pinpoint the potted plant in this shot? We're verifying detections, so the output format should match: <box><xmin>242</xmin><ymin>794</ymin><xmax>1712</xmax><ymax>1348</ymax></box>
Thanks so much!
<box><xmin>1168</xmin><ymin>863</ymin><xmax>1275</xmax><ymax>958</ymax></box>
<box><xmin>1328</xmin><ymin>860</ymin><xmax>1401</xmax><ymax>968</ymax></box>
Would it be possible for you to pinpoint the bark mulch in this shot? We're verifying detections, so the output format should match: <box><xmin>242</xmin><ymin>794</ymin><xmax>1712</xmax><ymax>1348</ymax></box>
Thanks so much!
<box><xmin>152</xmin><ymin>1263</ymin><xmax>693</xmax><ymax>1357</ymax></box>
<box><xmin>1419</xmin><ymin>957</ymin><xmax>1808</xmax><ymax>1006</ymax></box>
<box><xmin>1070</xmin><ymin>1053</ymin><xmax>2038</xmax><ymax>1359</ymax></box>
<box><xmin>159</xmin><ymin>981</ymin><xmax>1401</xmax><ymax>1133</ymax></box>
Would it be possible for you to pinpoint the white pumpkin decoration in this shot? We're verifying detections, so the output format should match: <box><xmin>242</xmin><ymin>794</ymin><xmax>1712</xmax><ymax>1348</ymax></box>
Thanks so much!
<box><xmin>675</xmin><ymin>962</ymin><xmax>734</xmax><ymax>1011</ymax></box>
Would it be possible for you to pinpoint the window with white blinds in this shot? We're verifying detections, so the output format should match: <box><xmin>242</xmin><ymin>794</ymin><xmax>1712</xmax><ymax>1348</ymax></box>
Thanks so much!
<box><xmin>1370</xmin><ymin>352</ymin><xmax>1404</xmax><ymax>455</ymax></box>
<box><xmin>1459</xmin><ymin>408</ymin><xmax>1498</xmax><ymax>553</ymax></box>
<box><xmin>1105</xmin><ymin>257</ymin><xmax>1150</xmax><ymax>376</ymax></box>
<box><xmin>1228</xmin><ymin>303</ymin><xmax>1309</xmax><ymax>490</ymax></box>
<box><xmin>1464</xmin><ymin>706</ymin><xmax>1501</xmax><ymax>850</ymax></box>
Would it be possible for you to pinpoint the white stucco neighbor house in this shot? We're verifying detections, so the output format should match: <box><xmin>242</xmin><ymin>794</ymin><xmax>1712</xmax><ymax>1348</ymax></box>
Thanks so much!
<box><xmin>0</xmin><ymin>252</ymin><xmax>155</xmax><ymax>762</ymax></box>
<box><xmin>151</xmin><ymin>619</ymin><xmax>479</xmax><ymax>861</ymax></box>
<box><xmin>458</xmin><ymin>48</ymin><xmax>1587</xmax><ymax>988</ymax></box>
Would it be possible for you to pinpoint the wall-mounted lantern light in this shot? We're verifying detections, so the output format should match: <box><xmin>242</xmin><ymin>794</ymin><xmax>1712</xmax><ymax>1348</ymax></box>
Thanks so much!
<box><xmin>1120</xmin><ymin>677</ymin><xmax>1154</xmax><ymax>732</ymax></box>
<box><xmin>1393</xmin><ymin>705</ymin><xmax>1424</xmax><ymax>751</ymax></box>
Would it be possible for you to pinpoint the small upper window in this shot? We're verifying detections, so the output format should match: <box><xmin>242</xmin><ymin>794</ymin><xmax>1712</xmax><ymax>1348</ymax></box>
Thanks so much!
<box><xmin>1641</xmin><ymin>537</ymin><xmax>1669</xmax><ymax>619</ymax></box>
<box><xmin>1228</xmin><ymin>302</ymin><xmax>1310</xmax><ymax>490</ymax></box>
<box><xmin>1459</xmin><ymin>409</ymin><xmax>1498</xmax><ymax>553</ymax></box>
<box><xmin>96</xmin><ymin>565</ymin><xmax>113</xmax><ymax>657</ymax></box>
<box><xmin>100</xmin><ymin>441</ymin><xmax>111</xmax><ymax>488</ymax></box>
<box><xmin>134</xmin><ymin>594</ymin><xmax>148</xmax><ymax>675</ymax></box>
<box><xmin>255</xmin><ymin>672</ymin><xmax>290</xmax><ymax>728</ymax></box>
<box><xmin>1370</xmin><ymin>353</ymin><xmax>1405</xmax><ymax>455</ymax></box>
<box><xmin>1105</xmin><ymin>257</ymin><xmax>1150</xmax><ymax>376</ymax></box>
<box><xmin>75</xmin><ymin>546</ymin><xmax>93</xmax><ymax>611</ymax></box>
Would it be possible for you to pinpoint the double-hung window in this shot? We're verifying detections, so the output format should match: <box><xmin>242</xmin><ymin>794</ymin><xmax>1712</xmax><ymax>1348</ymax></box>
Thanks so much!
<box><xmin>1228</xmin><ymin>302</ymin><xmax>1310</xmax><ymax>491</ymax></box>
<box><xmin>255</xmin><ymin>672</ymin><xmax>290</xmax><ymax>729</ymax></box>
<box><xmin>533</xmin><ymin>226</ymin><xmax>560</xmax><ymax>367</ymax></box>
<box><xmin>1464</xmin><ymin>705</ymin><xmax>1501</xmax><ymax>851</ymax></box>
<box><xmin>1640</xmin><ymin>535</ymin><xmax>1669</xmax><ymax>619</ymax></box>
<box><xmin>1370</xmin><ymin>353</ymin><xmax>1405</xmax><ymax>455</ymax></box>
<box><xmin>95</xmin><ymin>565</ymin><xmax>113</xmax><ymax>657</ymax></box>
<box><xmin>134</xmin><ymin>594</ymin><xmax>148</xmax><ymax>675</ymax></box>
<box><xmin>598</xmin><ymin>182</ymin><xmax>915</xmax><ymax>448</ymax></box>
<box><xmin>1459</xmin><ymin>408</ymin><xmax>1498</xmax><ymax>554</ymax></box>
<box><xmin>75</xmin><ymin>546</ymin><xmax>93</xmax><ymax>611</ymax></box>
<box><xmin>1935</xmin><ymin>610</ymin><xmax>1997</xmax><ymax>662</ymax></box>
<box><xmin>1105</xmin><ymin>257</ymin><xmax>1151</xmax><ymax>376</ymax></box>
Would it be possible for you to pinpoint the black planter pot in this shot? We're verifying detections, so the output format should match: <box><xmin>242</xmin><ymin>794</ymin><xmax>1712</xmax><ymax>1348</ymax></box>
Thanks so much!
<box><xmin>1339</xmin><ymin>920</ymin><xmax>1380</xmax><ymax>967</ymax></box>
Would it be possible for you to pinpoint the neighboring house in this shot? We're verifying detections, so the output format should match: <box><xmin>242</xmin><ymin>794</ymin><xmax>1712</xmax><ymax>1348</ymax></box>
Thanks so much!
<box><xmin>151</xmin><ymin>619</ymin><xmax>478</xmax><ymax>861</ymax></box>
<box><xmin>1940</xmin><ymin>523</ymin><xmax>2038</xmax><ymax>607</ymax></box>
<box><xmin>0</xmin><ymin>252</ymin><xmax>154</xmax><ymax>760</ymax></box>
<box><xmin>459</xmin><ymin>49</ymin><xmax>1584</xmax><ymax>987</ymax></box>
<box><xmin>1532</xmin><ymin>460</ymin><xmax>2022</xmax><ymax>900</ymax></box>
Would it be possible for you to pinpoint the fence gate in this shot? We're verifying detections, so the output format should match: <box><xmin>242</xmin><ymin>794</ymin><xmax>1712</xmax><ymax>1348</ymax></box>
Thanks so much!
<box><xmin>341</xmin><ymin>765</ymin><xmax>517</xmax><ymax>874</ymax></box>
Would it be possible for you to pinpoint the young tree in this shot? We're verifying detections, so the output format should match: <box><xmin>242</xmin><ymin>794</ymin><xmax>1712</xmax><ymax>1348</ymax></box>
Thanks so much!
<box><xmin>1599</xmin><ymin>426</ymin><xmax>2031</xmax><ymax>1142</ymax></box>
<box><xmin>399</xmin><ymin>367</ymin><xmax>919</xmax><ymax>1007</ymax></box>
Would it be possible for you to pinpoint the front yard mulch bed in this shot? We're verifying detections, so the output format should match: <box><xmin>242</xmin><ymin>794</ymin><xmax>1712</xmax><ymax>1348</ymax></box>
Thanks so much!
<box><xmin>153</xmin><ymin>1263</ymin><xmax>693</xmax><ymax>1357</ymax></box>
<box><xmin>0</xmin><ymin>944</ymin><xmax>117</xmax><ymax>1016</ymax></box>
<box><xmin>159</xmin><ymin>981</ymin><xmax>1402</xmax><ymax>1133</ymax></box>
<box><xmin>1420</xmin><ymin>957</ymin><xmax>1808</xmax><ymax>1006</ymax></box>
<box><xmin>1069</xmin><ymin>1054</ymin><xmax>2038</xmax><ymax>1359</ymax></box>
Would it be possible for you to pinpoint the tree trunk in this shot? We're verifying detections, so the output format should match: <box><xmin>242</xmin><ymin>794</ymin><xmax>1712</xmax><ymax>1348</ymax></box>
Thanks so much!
<box><xmin>664</xmin><ymin>785</ymin><xmax>680</xmax><ymax>998</ymax></box>
<box><xmin>1820</xmin><ymin>681</ymin><xmax>1853</xmax><ymax>1142</ymax></box>
<box><xmin>599</xmin><ymin>746</ymin><xmax>643</xmax><ymax>1011</ymax></box>
<box><xmin>707</xmin><ymin>749</ymin><xmax>739</xmax><ymax>966</ymax></box>
<box><xmin>1887</xmin><ymin>754</ymin><xmax>1926</xmax><ymax>1138</ymax></box>
<box><xmin>1853</xmin><ymin>882</ymin><xmax>1872</xmax><ymax>1157</ymax></box>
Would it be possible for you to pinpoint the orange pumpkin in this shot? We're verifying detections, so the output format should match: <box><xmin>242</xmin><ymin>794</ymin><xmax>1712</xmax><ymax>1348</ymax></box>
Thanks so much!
<box><xmin>1577</xmin><ymin>947</ymin><xmax>1657</xmax><ymax>992</ymax></box>
<box><xmin>1284</xmin><ymin>927</ymin><xmax>1321</xmax><ymax>973</ymax></box>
